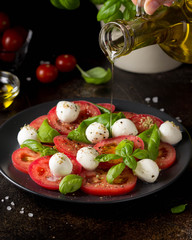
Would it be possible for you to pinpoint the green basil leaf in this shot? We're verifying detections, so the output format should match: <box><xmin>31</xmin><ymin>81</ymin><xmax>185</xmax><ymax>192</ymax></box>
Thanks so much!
<box><xmin>94</xmin><ymin>104</ymin><xmax>111</xmax><ymax>114</ymax></box>
<box><xmin>148</xmin><ymin>124</ymin><xmax>160</xmax><ymax>160</ymax></box>
<box><xmin>171</xmin><ymin>204</ymin><xmax>187</xmax><ymax>214</ymax></box>
<box><xmin>106</xmin><ymin>162</ymin><xmax>125</xmax><ymax>184</ymax></box>
<box><xmin>59</xmin><ymin>174</ymin><xmax>83</xmax><ymax>194</ymax></box>
<box><xmin>122</xmin><ymin>0</ymin><xmax>136</xmax><ymax>21</ymax></box>
<box><xmin>41</xmin><ymin>146</ymin><xmax>58</xmax><ymax>157</ymax></box>
<box><xmin>59</xmin><ymin>0</ymin><xmax>80</xmax><ymax>10</ymax></box>
<box><xmin>68</xmin><ymin>112</ymin><xmax>125</xmax><ymax>143</ymax></box>
<box><xmin>95</xmin><ymin>154</ymin><xmax>121</xmax><ymax>162</ymax></box>
<box><xmin>21</xmin><ymin>139</ymin><xmax>43</xmax><ymax>153</ymax></box>
<box><xmin>132</xmin><ymin>149</ymin><xmax>149</xmax><ymax>159</ymax></box>
<box><xmin>103</xmin><ymin>10</ymin><xmax>123</xmax><ymax>23</ymax></box>
<box><xmin>50</xmin><ymin>0</ymin><xmax>66</xmax><ymax>9</ymax></box>
<box><xmin>97</xmin><ymin>0</ymin><xmax>121</xmax><ymax>21</ymax></box>
<box><xmin>124</xmin><ymin>155</ymin><xmax>137</xmax><ymax>170</ymax></box>
<box><xmin>76</xmin><ymin>65</ymin><xmax>111</xmax><ymax>85</ymax></box>
<box><xmin>37</xmin><ymin>119</ymin><xmax>60</xmax><ymax>143</ymax></box>
<box><xmin>115</xmin><ymin>140</ymin><xmax>134</xmax><ymax>157</ymax></box>
<box><xmin>90</xmin><ymin>0</ymin><xmax>107</xmax><ymax>4</ymax></box>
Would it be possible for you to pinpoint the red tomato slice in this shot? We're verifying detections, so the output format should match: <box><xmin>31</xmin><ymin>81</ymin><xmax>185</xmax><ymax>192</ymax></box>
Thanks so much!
<box><xmin>12</xmin><ymin>147</ymin><xmax>41</xmax><ymax>174</ymax></box>
<box><xmin>29</xmin><ymin>115</ymin><xmax>48</xmax><ymax>130</ymax></box>
<box><xmin>48</xmin><ymin>100</ymin><xmax>101</xmax><ymax>135</ymax></box>
<box><xmin>155</xmin><ymin>142</ymin><xmax>176</xmax><ymax>169</ymax></box>
<box><xmin>130</xmin><ymin>114</ymin><xmax>163</xmax><ymax>133</ymax></box>
<box><xmin>94</xmin><ymin>135</ymin><xmax>144</xmax><ymax>169</ymax></box>
<box><xmin>97</xmin><ymin>103</ymin><xmax>116</xmax><ymax>112</ymax></box>
<box><xmin>80</xmin><ymin>167</ymin><xmax>137</xmax><ymax>196</ymax></box>
<box><xmin>53</xmin><ymin>135</ymin><xmax>92</xmax><ymax>158</ymax></box>
<box><xmin>29</xmin><ymin>155</ymin><xmax>82</xmax><ymax>190</ymax></box>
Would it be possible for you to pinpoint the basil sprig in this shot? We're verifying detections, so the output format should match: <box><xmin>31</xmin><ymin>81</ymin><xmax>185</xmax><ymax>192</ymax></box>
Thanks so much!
<box><xmin>67</xmin><ymin>112</ymin><xmax>125</xmax><ymax>143</ymax></box>
<box><xmin>21</xmin><ymin>139</ymin><xmax>58</xmax><ymax>157</ymax></box>
<box><xmin>37</xmin><ymin>119</ymin><xmax>60</xmax><ymax>143</ymax></box>
<box><xmin>59</xmin><ymin>174</ymin><xmax>83</xmax><ymax>194</ymax></box>
<box><xmin>138</xmin><ymin>124</ymin><xmax>160</xmax><ymax>160</ymax></box>
<box><xmin>95</xmin><ymin>139</ymin><xmax>149</xmax><ymax>183</ymax></box>
<box><xmin>76</xmin><ymin>65</ymin><xmax>111</xmax><ymax>85</ymax></box>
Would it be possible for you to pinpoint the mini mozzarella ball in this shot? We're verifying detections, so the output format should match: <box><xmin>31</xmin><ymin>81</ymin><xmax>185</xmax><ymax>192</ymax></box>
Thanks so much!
<box><xmin>133</xmin><ymin>159</ymin><xmax>159</xmax><ymax>183</ymax></box>
<box><xmin>159</xmin><ymin>121</ymin><xmax>182</xmax><ymax>145</ymax></box>
<box><xmin>112</xmin><ymin>118</ymin><xmax>138</xmax><ymax>137</ymax></box>
<box><xmin>76</xmin><ymin>147</ymin><xmax>99</xmax><ymax>171</ymax></box>
<box><xmin>85</xmin><ymin>122</ymin><xmax>109</xmax><ymax>143</ymax></box>
<box><xmin>56</xmin><ymin>101</ymin><xmax>80</xmax><ymax>123</ymax></box>
<box><xmin>49</xmin><ymin>152</ymin><xmax>73</xmax><ymax>177</ymax></box>
<box><xmin>17</xmin><ymin>125</ymin><xmax>39</xmax><ymax>145</ymax></box>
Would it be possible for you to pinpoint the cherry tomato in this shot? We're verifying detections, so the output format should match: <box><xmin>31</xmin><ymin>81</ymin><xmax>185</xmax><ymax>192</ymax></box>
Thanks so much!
<box><xmin>80</xmin><ymin>167</ymin><xmax>137</xmax><ymax>196</ymax></box>
<box><xmin>55</xmin><ymin>54</ymin><xmax>76</xmax><ymax>72</ymax></box>
<box><xmin>155</xmin><ymin>142</ymin><xmax>176</xmax><ymax>169</ymax></box>
<box><xmin>0</xmin><ymin>12</ymin><xmax>10</xmax><ymax>32</ymax></box>
<box><xmin>36</xmin><ymin>64</ymin><xmax>58</xmax><ymax>83</ymax></box>
<box><xmin>12</xmin><ymin>147</ymin><xmax>41</xmax><ymax>174</ymax></box>
<box><xmin>48</xmin><ymin>100</ymin><xmax>101</xmax><ymax>135</ymax></box>
<box><xmin>2</xmin><ymin>28</ymin><xmax>24</xmax><ymax>51</ymax></box>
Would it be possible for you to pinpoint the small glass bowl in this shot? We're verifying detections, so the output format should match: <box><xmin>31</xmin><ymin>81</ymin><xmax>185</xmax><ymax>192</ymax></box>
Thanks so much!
<box><xmin>0</xmin><ymin>30</ymin><xmax>33</xmax><ymax>71</ymax></box>
<box><xmin>0</xmin><ymin>71</ymin><xmax>20</xmax><ymax>110</ymax></box>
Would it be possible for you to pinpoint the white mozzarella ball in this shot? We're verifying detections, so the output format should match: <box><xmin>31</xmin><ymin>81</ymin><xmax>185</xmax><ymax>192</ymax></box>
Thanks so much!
<box><xmin>49</xmin><ymin>153</ymin><xmax>73</xmax><ymax>177</ymax></box>
<box><xmin>17</xmin><ymin>125</ymin><xmax>39</xmax><ymax>145</ymax></box>
<box><xmin>85</xmin><ymin>122</ymin><xmax>109</xmax><ymax>143</ymax></box>
<box><xmin>133</xmin><ymin>159</ymin><xmax>159</xmax><ymax>183</ymax></box>
<box><xmin>159</xmin><ymin>121</ymin><xmax>182</xmax><ymax>145</ymax></box>
<box><xmin>76</xmin><ymin>147</ymin><xmax>99</xmax><ymax>171</ymax></box>
<box><xmin>56</xmin><ymin>101</ymin><xmax>80</xmax><ymax>123</ymax></box>
<box><xmin>112</xmin><ymin>118</ymin><xmax>138</xmax><ymax>137</ymax></box>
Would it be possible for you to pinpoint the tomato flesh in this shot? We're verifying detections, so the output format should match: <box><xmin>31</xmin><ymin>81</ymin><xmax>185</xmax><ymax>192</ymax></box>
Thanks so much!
<box><xmin>130</xmin><ymin>114</ymin><xmax>163</xmax><ymax>133</ymax></box>
<box><xmin>12</xmin><ymin>147</ymin><xmax>41</xmax><ymax>174</ymax></box>
<box><xmin>30</xmin><ymin>115</ymin><xmax>48</xmax><ymax>130</ymax></box>
<box><xmin>53</xmin><ymin>135</ymin><xmax>92</xmax><ymax>158</ymax></box>
<box><xmin>155</xmin><ymin>142</ymin><xmax>176</xmax><ymax>169</ymax></box>
<box><xmin>94</xmin><ymin>135</ymin><xmax>144</xmax><ymax>168</ymax></box>
<box><xmin>80</xmin><ymin>167</ymin><xmax>137</xmax><ymax>196</ymax></box>
<box><xmin>48</xmin><ymin>100</ymin><xmax>101</xmax><ymax>135</ymax></box>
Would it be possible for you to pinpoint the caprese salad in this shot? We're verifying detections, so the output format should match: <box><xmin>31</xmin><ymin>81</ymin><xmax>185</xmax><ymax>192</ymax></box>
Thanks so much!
<box><xmin>12</xmin><ymin>100</ymin><xmax>182</xmax><ymax>196</ymax></box>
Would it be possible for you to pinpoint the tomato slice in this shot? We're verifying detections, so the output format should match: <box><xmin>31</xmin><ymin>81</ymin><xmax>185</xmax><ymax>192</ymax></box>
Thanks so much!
<box><xmin>114</xmin><ymin>111</ymin><xmax>136</xmax><ymax>119</ymax></box>
<box><xmin>29</xmin><ymin>155</ymin><xmax>82</xmax><ymax>190</ymax></box>
<box><xmin>80</xmin><ymin>167</ymin><xmax>137</xmax><ymax>196</ymax></box>
<box><xmin>94</xmin><ymin>135</ymin><xmax>144</xmax><ymax>169</ymax></box>
<box><xmin>30</xmin><ymin>115</ymin><xmax>48</xmax><ymax>130</ymax></box>
<box><xmin>97</xmin><ymin>103</ymin><xmax>116</xmax><ymax>112</ymax></box>
<box><xmin>53</xmin><ymin>135</ymin><xmax>92</xmax><ymax>158</ymax></box>
<box><xmin>155</xmin><ymin>142</ymin><xmax>176</xmax><ymax>169</ymax></box>
<box><xmin>12</xmin><ymin>147</ymin><xmax>41</xmax><ymax>174</ymax></box>
<box><xmin>130</xmin><ymin>114</ymin><xmax>163</xmax><ymax>133</ymax></box>
<box><xmin>48</xmin><ymin>100</ymin><xmax>101</xmax><ymax>135</ymax></box>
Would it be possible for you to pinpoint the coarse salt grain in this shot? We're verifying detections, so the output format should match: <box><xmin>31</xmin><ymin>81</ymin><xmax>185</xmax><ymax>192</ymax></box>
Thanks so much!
<box><xmin>160</xmin><ymin>108</ymin><xmax>165</xmax><ymax>112</ymax></box>
<box><xmin>5</xmin><ymin>196</ymin><xmax>9</xmax><ymax>200</ymax></box>
<box><xmin>28</xmin><ymin>213</ymin><xmax>33</xmax><ymax>217</ymax></box>
<box><xmin>145</xmin><ymin>97</ymin><xmax>151</xmax><ymax>103</ymax></box>
<box><xmin>176</xmin><ymin>116</ymin><xmax>182</xmax><ymax>122</ymax></box>
<box><xmin>152</xmin><ymin>96</ymin><xmax>158</xmax><ymax>103</ymax></box>
<box><xmin>26</xmin><ymin>77</ymin><xmax>31</xmax><ymax>81</ymax></box>
<box><xmin>7</xmin><ymin>206</ymin><xmax>12</xmax><ymax>211</ymax></box>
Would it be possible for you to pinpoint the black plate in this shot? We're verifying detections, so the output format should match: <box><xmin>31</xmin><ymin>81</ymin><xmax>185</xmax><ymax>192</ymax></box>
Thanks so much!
<box><xmin>0</xmin><ymin>97</ymin><xmax>191</xmax><ymax>204</ymax></box>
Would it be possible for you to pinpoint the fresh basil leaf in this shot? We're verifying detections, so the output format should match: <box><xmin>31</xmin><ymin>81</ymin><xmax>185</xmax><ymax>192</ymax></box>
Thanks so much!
<box><xmin>97</xmin><ymin>0</ymin><xmax>121</xmax><ymax>21</ymax></box>
<box><xmin>59</xmin><ymin>0</ymin><xmax>80</xmax><ymax>10</ymax></box>
<box><xmin>95</xmin><ymin>154</ymin><xmax>121</xmax><ymax>162</ymax></box>
<box><xmin>171</xmin><ymin>204</ymin><xmax>187</xmax><ymax>214</ymax></box>
<box><xmin>132</xmin><ymin>148</ymin><xmax>149</xmax><ymax>159</ymax></box>
<box><xmin>68</xmin><ymin>112</ymin><xmax>125</xmax><ymax>143</ymax></box>
<box><xmin>148</xmin><ymin>124</ymin><xmax>160</xmax><ymax>160</ymax></box>
<box><xmin>50</xmin><ymin>0</ymin><xmax>66</xmax><ymax>9</ymax></box>
<box><xmin>41</xmin><ymin>146</ymin><xmax>58</xmax><ymax>157</ymax></box>
<box><xmin>103</xmin><ymin>9</ymin><xmax>123</xmax><ymax>23</ymax></box>
<box><xmin>76</xmin><ymin>65</ymin><xmax>111</xmax><ymax>85</ymax></box>
<box><xmin>106</xmin><ymin>162</ymin><xmax>125</xmax><ymax>184</ymax></box>
<box><xmin>124</xmin><ymin>155</ymin><xmax>137</xmax><ymax>170</ymax></box>
<box><xmin>90</xmin><ymin>0</ymin><xmax>107</xmax><ymax>4</ymax></box>
<box><xmin>37</xmin><ymin>119</ymin><xmax>60</xmax><ymax>143</ymax></box>
<box><xmin>94</xmin><ymin>104</ymin><xmax>111</xmax><ymax>114</ymax></box>
<box><xmin>59</xmin><ymin>174</ymin><xmax>83</xmax><ymax>194</ymax></box>
<box><xmin>21</xmin><ymin>139</ymin><xmax>43</xmax><ymax>153</ymax></box>
<box><xmin>115</xmin><ymin>140</ymin><xmax>134</xmax><ymax>157</ymax></box>
<box><xmin>122</xmin><ymin>0</ymin><xmax>136</xmax><ymax>20</ymax></box>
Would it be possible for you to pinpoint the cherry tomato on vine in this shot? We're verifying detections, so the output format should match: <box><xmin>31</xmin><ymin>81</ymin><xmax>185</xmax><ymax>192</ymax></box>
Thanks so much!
<box><xmin>0</xmin><ymin>12</ymin><xmax>10</xmax><ymax>33</ymax></box>
<box><xmin>55</xmin><ymin>54</ymin><xmax>77</xmax><ymax>72</ymax></box>
<box><xmin>2</xmin><ymin>28</ymin><xmax>24</xmax><ymax>51</ymax></box>
<box><xmin>36</xmin><ymin>64</ymin><xmax>58</xmax><ymax>83</ymax></box>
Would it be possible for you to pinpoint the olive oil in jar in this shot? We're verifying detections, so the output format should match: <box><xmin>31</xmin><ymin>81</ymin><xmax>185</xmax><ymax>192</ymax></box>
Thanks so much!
<box><xmin>99</xmin><ymin>0</ymin><xmax>192</xmax><ymax>64</ymax></box>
